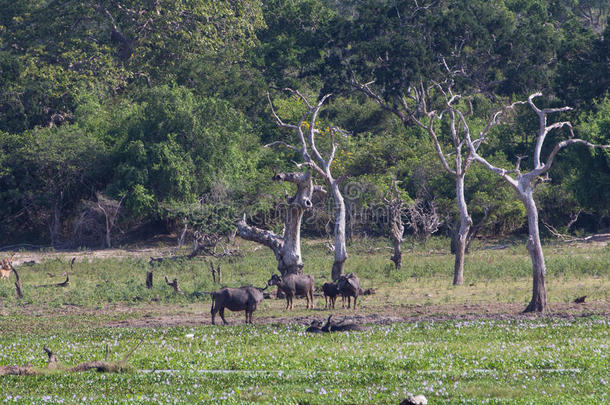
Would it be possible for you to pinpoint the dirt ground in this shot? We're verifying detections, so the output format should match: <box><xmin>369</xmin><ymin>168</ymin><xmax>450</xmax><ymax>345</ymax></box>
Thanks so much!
<box><xmin>7</xmin><ymin>298</ymin><xmax>606</xmax><ymax>330</ymax></box>
<box><xmin>7</xmin><ymin>246</ymin><xmax>169</xmax><ymax>266</ymax></box>
<box><xmin>104</xmin><ymin>300</ymin><xmax>610</xmax><ymax>328</ymax></box>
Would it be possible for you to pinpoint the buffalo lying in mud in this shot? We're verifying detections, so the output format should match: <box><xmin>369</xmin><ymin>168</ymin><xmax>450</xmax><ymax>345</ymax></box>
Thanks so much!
<box><xmin>210</xmin><ymin>285</ymin><xmax>266</xmax><ymax>325</ymax></box>
<box><xmin>267</xmin><ymin>273</ymin><xmax>315</xmax><ymax>310</ymax></box>
<box><xmin>306</xmin><ymin>315</ymin><xmax>370</xmax><ymax>333</ymax></box>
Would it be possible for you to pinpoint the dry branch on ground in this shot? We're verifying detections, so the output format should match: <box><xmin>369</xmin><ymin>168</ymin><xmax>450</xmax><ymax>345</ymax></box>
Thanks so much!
<box><xmin>0</xmin><ymin>338</ymin><xmax>144</xmax><ymax>376</ymax></box>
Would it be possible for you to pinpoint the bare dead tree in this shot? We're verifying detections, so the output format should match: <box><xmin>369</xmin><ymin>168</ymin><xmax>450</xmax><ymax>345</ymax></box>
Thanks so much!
<box><xmin>463</xmin><ymin>92</ymin><xmax>610</xmax><ymax>312</ymax></box>
<box><xmin>208</xmin><ymin>260</ymin><xmax>221</xmax><ymax>284</ymax></box>
<box><xmin>189</xmin><ymin>231</ymin><xmax>221</xmax><ymax>258</ymax></box>
<box><xmin>95</xmin><ymin>193</ymin><xmax>125</xmax><ymax>248</ymax></box>
<box><xmin>72</xmin><ymin>193</ymin><xmax>125</xmax><ymax>248</ymax></box>
<box><xmin>541</xmin><ymin>208</ymin><xmax>582</xmax><ymax>241</ymax></box>
<box><xmin>352</xmin><ymin>79</ymin><xmax>478</xmax><ymax>285</ymax></box>
<box><xmin>149</xmin><ymin>229</ymin><xmax>239</xmax><ymax>266</ymax></box>
<box><xmin>384</xmin><ymin>180</ymin><xmax>406</xmax><ymax>269</ymax></box>
<box><xmin>176</xmin><ymin>222</ymin><xmax>188</xmax><ymax>251</ymax></box>
<box><xmin>266</xmin><ymin>89</ymin><xmax>350</xmax><ymax>280</ymax></box>
<box><xmin>236</xmin><ymin>171</ymin><xmax>320</xmax><ymax>275</ymax></box>
<box><xmin>405</xmin><ymin>199</ymin><xmax>441</xmax><ymax>248</ymax></box>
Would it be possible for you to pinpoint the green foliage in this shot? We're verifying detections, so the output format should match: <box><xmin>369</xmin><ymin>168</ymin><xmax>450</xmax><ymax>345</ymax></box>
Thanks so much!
<box><xmin>0</xmin><ymin>125</ymin><xmax>109</xmax><ymax>242</ymax></box>
<box><xmin>326</xmin><ymin>0</ymin><xmax>563</xmax><ymax>96</ymax></box>
<box><xmin>257</xmin><ymin>0</ymin><xmax>336</xmax><ymax>88</ymax></box>
<box><xmin>108</xmin><ymin>85</ymin><xmax>261</xmax><ymax>221</ymax></box>
<box><xmin>554</xmin><ymin>17</ymin><xmax>609</xmax><ymax>107</ymax></box>
<box><xmin>568</xmin><ymin>97</ymin><xmax>610</xmax><ymax>219</ymax></box>
<box><xmin>0</xmin><ymin>0</ymin><xmax>608</xmax><ymax>244</ymax></box>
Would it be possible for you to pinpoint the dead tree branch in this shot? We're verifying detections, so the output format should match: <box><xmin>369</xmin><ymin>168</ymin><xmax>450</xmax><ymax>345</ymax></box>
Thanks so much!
<box><xmin>406</xmin><ymin>199</ymin><xmax>441</xmax><ymax>247</ymax></box>
<box><xmin>36</xmin><ymin>258</ymin><xmax>73</xmax><ymax>288</ymax></box>
<box><xmin>0</xmin><ymin>338</ymin><xmax>144</xmax><ymax>376</ymax></box>
<box><xmin>164</xmin><ymin>276</ymin><xmax>183</xmax><ymax>294</ymax></box>
<box><xmin>208</xmin><ymin>260</ymin><xmax>222</xmax><ymax>284</ymax></box>
<box><xmin>9</xmin><ymin>263</ymin><xmax>23</xmax><ymax>298</ymax></box>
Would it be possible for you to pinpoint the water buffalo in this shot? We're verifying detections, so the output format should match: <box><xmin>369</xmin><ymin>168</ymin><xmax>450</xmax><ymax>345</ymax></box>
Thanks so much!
<box><xmin>337</xmin><ymin>273</ymin><xmax>361</xmax><ymax>309</ymax></box>
<box><xmin>267</xmin><ymin>273</ymin><xmax>315</xmax><ymax>310</ymax></box>
<box><xmin>305</xmin><ymin>319</ymin><xmax>325</xmax><ymax>333</ymax></box>
<box><xmin>305</xmin><ymin>315</ymin><xmax>370</xmax><ymax>333</ymax></box>
<box><xmin>321</xmin><ymin>281</ymin><xmax>340</xmax><ymax>309</ymax></box>
<box><xmin>210</xmin><ymin>286</ymin><xmax>265</xmax><ymax>325</ymax></box>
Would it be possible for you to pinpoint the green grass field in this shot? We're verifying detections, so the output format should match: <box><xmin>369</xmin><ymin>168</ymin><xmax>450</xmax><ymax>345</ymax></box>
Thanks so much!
<box><xmin>0</xmin><ymin>237</ymin><xmax>608</xmax><ymax>404</ymax></box>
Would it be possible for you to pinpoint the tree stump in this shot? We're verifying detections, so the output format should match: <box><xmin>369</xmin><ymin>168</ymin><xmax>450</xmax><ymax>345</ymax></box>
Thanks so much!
<box><xmin>145</xmin><ymin>271</ymin><xmax>153</xmax><ymax>289</ymax></box>
<box><xmin>164</xmin><ymin>276</ymin><xmax>183</xmax><ymax>294</ymax></box>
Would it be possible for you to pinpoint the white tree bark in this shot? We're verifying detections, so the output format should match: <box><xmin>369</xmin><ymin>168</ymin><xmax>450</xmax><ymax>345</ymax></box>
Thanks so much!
<box><xmin>236</xmin><ymin>171</ymin><xmax>315</xmax><ymax>275</ymax></box>
<box><xmin>268</xmin><ymin>89</ymin><xmax>349</xmax><ymax>280</ymax></box>
<box><xmin>353</xmin><ymin>79</ymin><xmax>474</xmax><ymax>285</ymax></box>
<box><xmin>463</xmin><ymin>92</ymin><xmax>610</xmax><ymax>312</ymax></box>
<box><xmin>384</xmin><ymin>180</ymin><xmax>405</xmax><ymax>269</ymax></box>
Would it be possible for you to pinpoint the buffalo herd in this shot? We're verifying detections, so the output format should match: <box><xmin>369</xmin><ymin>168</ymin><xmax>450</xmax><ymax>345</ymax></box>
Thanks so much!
<box><xmin>210</xmin><ymin>272</ymin><xmax>367</xmax><ymax>325</ymax></box>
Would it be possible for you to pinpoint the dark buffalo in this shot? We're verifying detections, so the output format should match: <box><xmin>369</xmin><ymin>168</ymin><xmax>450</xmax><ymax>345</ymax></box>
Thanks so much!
<box><xmin>211</xmin><ymin>286</ymin><xmax>265</xmax><ymax>325</ymax></box>
<box><xmin>267</xmin><ymin>273</ymin><xmax>315</xmax><ymax>310</ymax></box>
<box><xmin>305</xmin><ymin>315</ymin><xmax>370</xmax><ymax>333</ymax></box>
<box><xmin>337</xmin><ymin>273</ymin><xmax>361</xmax><ymax>309</ymax></box>
<box><xmin>321</xmin><ymin>281</ymin><xmax>340</xmax><ymax>309</ymax></box>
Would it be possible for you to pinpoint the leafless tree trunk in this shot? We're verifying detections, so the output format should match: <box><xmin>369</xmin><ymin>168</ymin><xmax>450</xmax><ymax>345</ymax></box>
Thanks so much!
<box><xmin>353</xmin><ymin>80</ymin><xmax>474</xmax><ymax>285</ymax></box>
<box><xmin>406</xmin><ymin>199</ymin><xmax>441</xmax><ymax>248</ymax></box>
<box><xmin>329</xmin><ymin>180</ymin><xmax>347</xmax><ymax>280</ymax></box>
<box><xmin>49</xmin><ymin>201</ymin><xmax>62</xmax><ymax>247</ymax></box>
<box><xmin>266</xmin><ymin>89</ymin><xmax>349</xmax><ymax>280</ymax></box>
<box><xmin>451</xmin><ymin>172</ymin><xmax>471</xmax><ymax>285</ymax></box>
<box><xmin>463</xmin><ymin>93</ymin><xmax>610</xmax><ymax>312</ymax></box>
<box><xmin>145</xmin><ymin>271</ymin><xmax>153</xmax><ymax>289</ymax></box>
<box><xmin>236</xmin><ymin>171</ymin><xmax>317</xmax><ymax>275</ymax></box>
<box><xmin>9</xmin><ymin>264</ymin><xmax>23</xmax><ymax>299</ymax></box>
<box><xmin>384</xmin><ymin>180</ymin><xmax>405</xmax><ymax>269</ymax></box>
<box><xmin>177</xmin><ymin>222</ymin><xmax>188</xmax><ymax>250</ymax></box>
<box><xmin>95</xmin><ymin>192</ymin><xmax>125</xmax><ymax>248</ymax></box>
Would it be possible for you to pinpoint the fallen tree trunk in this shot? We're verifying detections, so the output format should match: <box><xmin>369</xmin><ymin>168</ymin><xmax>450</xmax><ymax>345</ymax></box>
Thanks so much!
<box><xmin>36</xmin><ymin>273</ymin><xmax>70</xmax><ymax>288</ymax></box>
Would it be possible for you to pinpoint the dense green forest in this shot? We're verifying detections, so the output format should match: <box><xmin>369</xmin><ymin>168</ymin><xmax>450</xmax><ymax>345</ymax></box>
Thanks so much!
<box><xmin>0</xmin><ymin>0</ymin><xmax>608</xmax><ymax>247</ymax></box>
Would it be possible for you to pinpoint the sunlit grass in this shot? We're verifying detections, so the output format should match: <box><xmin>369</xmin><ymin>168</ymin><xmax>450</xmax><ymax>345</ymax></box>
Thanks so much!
<box><xmin>0</xmin><ymin>236</ymin><xmax>607</xmax><ymax>310</ymax></box>
<box><xmin>1</xmin><ymin>319</ymin><xmax>609</xmax><ymax>404</ymax></box>
<box><xmin>0</xmin><ymin>237</ymin><xmax>608</xmax><ymax>403</ymax></box>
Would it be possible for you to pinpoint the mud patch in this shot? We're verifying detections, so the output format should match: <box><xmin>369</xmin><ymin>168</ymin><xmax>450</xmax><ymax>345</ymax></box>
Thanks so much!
<box><xmin>102</xmin><ymin>300</ymin><xmax>610</xmax><ymax>329</ymax></box>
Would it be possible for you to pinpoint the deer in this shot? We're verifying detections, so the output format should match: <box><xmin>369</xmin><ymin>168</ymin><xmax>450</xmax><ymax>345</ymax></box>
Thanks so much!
<box><xmin>0</xmin><ymin>253</ymin><xmax>15</xmax><ymax>281</ymax></box>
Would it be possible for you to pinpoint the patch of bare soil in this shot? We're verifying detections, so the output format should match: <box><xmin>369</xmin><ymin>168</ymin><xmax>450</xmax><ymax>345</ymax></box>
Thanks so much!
<box><xmin>97</xmin><ymin>300</ymin><xmax>610</xmax><ymax>329</ymax></box>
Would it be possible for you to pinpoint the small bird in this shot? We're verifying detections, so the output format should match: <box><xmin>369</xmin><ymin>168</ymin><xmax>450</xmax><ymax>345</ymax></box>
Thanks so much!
<box><xmin>573</xmin><ymin>296</ymin><xmax>587</xmax><ymax>304</ymax></box>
